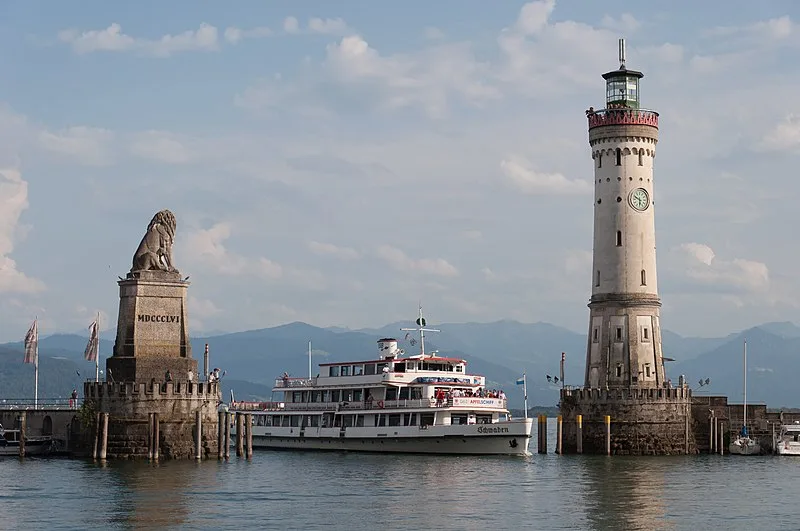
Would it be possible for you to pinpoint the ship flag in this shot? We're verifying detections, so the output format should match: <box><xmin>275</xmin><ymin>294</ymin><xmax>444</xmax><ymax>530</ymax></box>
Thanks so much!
<box><xmin>84</xmin><ymin>319</ymin><xmax>99</xmax><ymax>362</ymax></box>
<box><xmin>23</xmin><ymin>320</ymin><xmax>38</xmax><ymax>364</ymax></box>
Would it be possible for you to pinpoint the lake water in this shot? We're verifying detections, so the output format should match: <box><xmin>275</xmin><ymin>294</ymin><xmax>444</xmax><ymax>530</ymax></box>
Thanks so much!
<box><xmin>2</xmin><ymin>420</ymin><xmax>800</xmax><ymax>530</ymax></box>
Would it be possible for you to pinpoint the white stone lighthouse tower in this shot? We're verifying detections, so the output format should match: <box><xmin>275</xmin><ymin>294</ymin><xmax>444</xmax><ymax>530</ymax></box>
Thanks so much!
<box><xmin>584</xmin><ymin>39</ymin><xmax>664</xmax><ymax>390</ymax></box>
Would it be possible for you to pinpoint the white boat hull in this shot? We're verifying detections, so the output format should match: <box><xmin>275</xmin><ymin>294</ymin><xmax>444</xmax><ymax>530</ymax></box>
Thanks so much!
<box><xmin>237</xmin><ymin>419</ymin><xmax>533</xmax><ymax>456</ymax></box>
<box><xmin>728</xmin><ymin>437</ymin><xmax>761</xmax><ymax>456</ymax></box>
<box><xmin>776</xmin><ymin>442</ymin><xmax>800</xmax><ymax>456</ymax></box>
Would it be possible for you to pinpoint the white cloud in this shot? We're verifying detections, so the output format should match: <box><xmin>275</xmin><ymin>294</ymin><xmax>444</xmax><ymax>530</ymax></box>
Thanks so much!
<box><xmin>672</xmin><ymin>243</ymin><xmax>770</xmax><ymax>292</ymax></box>
<box><xmin>183</xmin><ymin>222</ymin><xmax>251</xmax><ymax>275</ymax></box>
<box><xmin>308</xmin><ymin>18</ymin><xmax>349</xmax><ymax>35</ymax></box>
<box><xmin>600</xmin><ymin>13</ymin><xmax>641</xmax><ymax>33</ymax></box>
<box><xmin>224</xmin><ymin>26</ymin><xmax>272</xmax><ymax>44</ymax></box>
<box><xmin>129</xmin><ymin>130</ymin><xmax>194</xmax><ymax>164</ymax></box>
<box><xmin>758</xmin><ymin>113</ymin><xmax>800</xmax><ymax>152</ymax></box>
<box><xmin>38</xmin><ymin>126</ymin><xmax>114</xmax><ymax>166</ymax></box>
<box><xmin>308</xmin><ymin>241</ymin><xmax>360</xmax><ymax>260</ymax></box>
<box><xmin>424</xmin><ymin>27</ymin><xmax>446</xmax><ymax>40</ymax></box>
<box><xmin>188</xmin><ymin>296</ymin><xmax>222</xmax><ymax>319</ymax></box>
<box><xmin>0</xmin><ymin>169</ymin><xmax>45</xmax><ymax>294</ymax></box>
<box><xmin>376</xmin><ymin>245</ymin><xmax>459</xmax><ymax>277</ymax></box>
<box><xmin>58</xmin><ymin>22</ymin><xmax>219</xmax><ymax>57</ymax></box>
<box><xmin>283</xmin><ymin>17</ymin><xmax>300</xmax><ymax>34</ymax></box>
<box><xmin>500</xmin><ymin>157</ymin><xmax>592</xmax><ymax>195</ymax></box>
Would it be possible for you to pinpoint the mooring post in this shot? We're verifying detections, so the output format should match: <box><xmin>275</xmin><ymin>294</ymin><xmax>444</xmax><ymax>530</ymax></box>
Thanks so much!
<box><xmin>605</xmin><ymin>415</ymin><xmax>611</xmax><ymax>456</ymax></box>
<box><xmin>709</xmin><ymin>411</ymin><xmax>715</xmax><ymax>453</ymax></box>
<box><xmin>576</xmin><ymin>414</ymin><xmax>583</xmax><ymax>454</ymax></box>
<box><xmin>92</xmin><ymin>411</ymin><xmax>100</xmax><ymax>459</ymax></box>
<box><xmin>246</xmin><ymin>413</ymin><xmax>253</xmax><ymax>459</ymax></box>
<box><xmin>19</xmin><ymin>411</ymin><xmax>26</xmax><ymax>459</ymax></box>
<box><xmin>224</xmin><ymin>412</ymin><xmax>231</xmax><ymax>459</ymax></box>
<box><xmin>147</xmin><ymin>412</ymin><xmax>154</xmax><ymax>459</ymax></box>
<box><xmin>217</xmin><ymin>411</ymin><xmax>225</xmax><ymax>460</ymax></box>
<box><xmin>99</xmin><ymin>412</ymin><xmax>109</xmax><ymax>460</ymax></box>
<box><xmin>719</xmin><ymin>422</ymin><xmax>723</xmax><ymax>456</ymax></box>
<box><xmin>195</xmin><ymin>410</ymin><xmax>202</xmax><ymax>460</ymax></box>
<box><xmin>556</xmin><ymin>415</ymin><xmax>563</xmax><ymax>454</ymax></box>
<box><xmin>153</xmin><ymin>412</ymin><xmax>160</xmax><ymax>460</ymax></box>
<box><xmin>236</xmin><ymin>413</ymin><xmax>244</xmax><ymax>457</ymax></box>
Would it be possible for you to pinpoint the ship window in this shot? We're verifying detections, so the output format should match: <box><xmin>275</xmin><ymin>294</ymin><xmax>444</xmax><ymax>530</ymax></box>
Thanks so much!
<box><xmin>420</xmin><ymin>413</ymin><xmax>435</xmax><ymax>427</ymax></box>
<box><xmin>477</xmin><ymin>414</ymin><xmax>492</xmax><ymax>424</ymax></box>
<box><xmin>394</xmin><ymin>363</ymin><xmax>406</xmax><ymax>373</ymax></box>
<box><xmin>616</xmin><ymin>230</ymin><xmax>622</xmax><ymax>246</ymax></box>
<box><xmin>641</xmin><ymin>269</ymin><xmax>646</xmax><ymax>286</ymax></box>
<box><xmin>377</xmin><ymin>414</ymin><xmax>386</xmax><ymax>427</ymax></box>
<box><xmin>340</xmin><ymin>366</ymin><xmax>350</xmax><ymax>376</ymax></box>
<box><xmin>355</xmin><ymin>415</ymin><xmax>364</xmax><ymax>427</ymax></box>
<box><xmin>281</xmin><ymin>416</ymin><xmax>290</xmax><ymax>427</ymax></box>
<box><xmin>388</xmin><ymin>414</ymin><xmax>402</xmax><ymax>426</ymax></box>
<box><xmin>342</xmin><ymin>415</ymin><xmax>353</xmax><ymax>428</ymax></box>
<box><xmin>386</xmin><ymin>387</ymin><xmax>398</xmax><ymax>401</ymax></box>
<box><xmin>364</xmin><ymin>363</ymin><xmax>376</xmax><ymax>375</ymax></box>
<box><xmin>399</xmin><ymin>387</ymin><xmax>410</xmax><ymax>400</ymax></box>
<box><xmin>329</xmin><ymin>366</ymin><xmax>339</xmax><ymax>377</ymax></box>
<box><xmin>292</xmin><ymin>391</ymin><xmax>301</xmax><ymax>403</ymax></box>
<box><xmin>411</xmin><ymin>387</ymin><xmax>423</xmax><ymax>400</ymax></box>
<box><xmin>322</xmin><ymin>390</ymin><xmax>330</xmax><ymax>402</ymax></box>
<box><xmin>616</xmin><ymin>148</ymin><xmax>622</xmax><ymax>166</ymax></box>
<box><xmin>616</xmin><ymin>327</ymin><xmax>623</xmax><ymax>341</ymax></box>
<box><xmin>264</xmin><ymin>416</ymin><xmax>273</xmax><ymax>426</ymax></box>
<box><xmin>455</xmin><ymin>365</ymin><xmax>463</xmax><ymax>372</ymax></box>
<box><xmin>353</xmin><ymin>389</ymin><xmax>363</xmax><ymax>401</ymax></box>
<box><xmin>451</xmin><ymin>414</ymin><xmax>468</xmax><ymax>425</ymax></box>
<box><xmin>342</xmin><ymin>389</ymin><xmax>353</xmax><ymax>402</ymax></box>
<box><xmin>353</xmin><ymin>365</ymin><xmax>364</xmax><ymax>376</ymax></box>
<box><xmin>331</xmin><ymin>390</ymin><xmax>341</xmax><ymax>402</ymax></box>
<box><xmin>310</xmin><ymin>415</ymin><xmax>319</xmax><ymax>427</ymax></box>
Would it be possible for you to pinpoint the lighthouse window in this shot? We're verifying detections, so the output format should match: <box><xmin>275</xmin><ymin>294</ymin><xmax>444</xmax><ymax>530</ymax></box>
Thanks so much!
<box><xmin>616</xmin><ymin>231</ymin><xmax>622</xmax><ymax>246</ymax></box>
<box><xmin>641</xmin><ymin>269</ymin><xmax>647</xmax><ymax>286</ymax></box>
<box><xmin>616</xmin><ymin>366</ymin><xmax>622</xmax><ymax>378</ymax></box>
<box><xmin>615</xmin><ymin>148</ymin><xmax>622</xmax><ymax>166</ymax></box>
<box><xmin>615</xmin><ymin>327</ymin><xmax>623</xmax><ymax>341</ymax></box>
<box><xmin>598</xmin><ymin>154</ymin><xmax>602</xmax><ymax>168</ymax></box>
<box><xmin>595</xmin><ymin>270</ymin><xmax>600</xmax><ymax>286</ymax></box>
<box><xmin>638</xmin><ymin>152</ymin><xmax>643</xmax><ymax>166</ymax></box>
<box><xmin>643</xmin><ymin>328</ymin><xmax>650</xmax><ymax>341</ymax></box>
<box><xmin>593</xmin><ymin>328</ymin><xmax>599</xmax><ymax>343</ymax></box>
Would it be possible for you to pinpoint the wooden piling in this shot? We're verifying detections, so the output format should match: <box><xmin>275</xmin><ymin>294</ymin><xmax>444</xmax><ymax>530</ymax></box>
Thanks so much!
<box><xmin>195</xmin><ymin>410</ymin><xmax>203</xmax><ymax>460</ymax></box>
<box><xmin>99</xmin><ymin>412</ymin><xmax>109</xmax><ymax>460</ymax></box>
<box><xmin>604</xmin><ymin>415</ymin><xmax>611</xmax><ymax>455</ymax></box>
<box><xmin>217</xmin><ymin>411</ymin><xmax>225</xmax><ymax>460</ymax></box>
<box><xmin>718</xmin><ymin>422</ymin><xmax>723</xmax><ymax>455</ymax></box>
<box><xmin>246</xmin><ymin>413</ymin><xmax>253</xmax><ymax>459</ymax></box>
<box><xmin>576</xmin><ymin>414</ymin><xmax>583</xmax><ymax>454</ymax></box>
<box><xmin>224</xmin><ymin>412</ymin><xmax>231</xmax><ymax>459</ymax></box>
<box><xmin>19</xmin><ymin>411</ymin><xmax>26</xmax><ymax>458</ymax></box>
<box><xmin>556</xmin><ymin>415</ymin><xmax>563</xmax><ymax>454</ymax></box>
<box><xmin>236</xmin><ymin>413</ymin><xmax>244</xmax><ymax>457</ymax></box>
<box><xmin>709</xmin><ymin>412</ymin><xmax>715</xmax><ymax>453</ymax></box>
<box><xmin>153</xmin><ymin>413</ymin><xmax>160</xmax><ymax>460</ymax></box>
<box><xmin>147</xmin><ymin>413</ymin><xmax>154</xmax><ymax>459</ymax></box>
<box><xmin>92</xmin><ymin>411</ymin><xmax>100</xmax><ymax>459</ymax></box>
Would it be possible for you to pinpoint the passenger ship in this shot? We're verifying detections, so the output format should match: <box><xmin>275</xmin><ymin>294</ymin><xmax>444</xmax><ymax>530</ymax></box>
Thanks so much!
<box><xmin>230</xmin><ymin>310</ymin><xmax>533</xmax><ymax>456</ymax></box>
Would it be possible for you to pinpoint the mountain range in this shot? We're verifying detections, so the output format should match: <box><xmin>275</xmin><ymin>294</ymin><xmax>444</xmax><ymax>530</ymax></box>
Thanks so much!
<box><xmin>2</xmin><ymin>319</ymin><xmax>799</xmax><ymax>407</ymax></box>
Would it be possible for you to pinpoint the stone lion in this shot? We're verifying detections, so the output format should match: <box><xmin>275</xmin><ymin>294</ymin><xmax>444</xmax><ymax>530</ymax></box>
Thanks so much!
<box><xmin>131</xmin><ymin>209</ymin><xmax>178</xmax><ymax>273</ymax></box>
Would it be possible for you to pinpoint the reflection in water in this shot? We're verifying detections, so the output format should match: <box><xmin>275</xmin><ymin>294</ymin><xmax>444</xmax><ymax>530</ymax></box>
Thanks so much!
<box><xmin>582</xmin><ymin>457</ymin><xmax>673</xmax><ymax>531</ymax></box>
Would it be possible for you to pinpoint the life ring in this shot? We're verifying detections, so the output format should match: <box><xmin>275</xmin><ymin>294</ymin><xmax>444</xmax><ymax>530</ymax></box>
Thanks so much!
<box><xmin>377</xmin><ymin>400</ymin><xmax>385</xmax><ymax>409</ymax></box>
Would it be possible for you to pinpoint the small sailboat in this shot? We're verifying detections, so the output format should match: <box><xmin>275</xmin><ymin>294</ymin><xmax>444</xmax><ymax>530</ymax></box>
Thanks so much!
<box><xmin>729</xmin><ymin>339</ymin><xmax>761</xmax><ymax>455</ymax></box>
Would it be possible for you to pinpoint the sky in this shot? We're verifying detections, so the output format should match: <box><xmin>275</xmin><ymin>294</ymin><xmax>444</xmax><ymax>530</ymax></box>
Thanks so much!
<box><xmin>0</xmin><ymin>0</ymin><xmax>799</xmax><ymax>342</ymax></box>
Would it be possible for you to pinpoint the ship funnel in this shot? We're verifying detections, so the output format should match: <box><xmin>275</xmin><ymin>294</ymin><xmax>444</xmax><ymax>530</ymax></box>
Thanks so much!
<box><xmin>377</xmin><ymin>338</ymin><xmax>399</xmax><ymax>359</ymax></box>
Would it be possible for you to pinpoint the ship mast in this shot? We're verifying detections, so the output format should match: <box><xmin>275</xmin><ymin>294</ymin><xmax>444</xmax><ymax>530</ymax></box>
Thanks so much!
<box><xmin>401</xmin><ymin>305</ymin><xmax>440</xmax><ymax>357</ymax></box>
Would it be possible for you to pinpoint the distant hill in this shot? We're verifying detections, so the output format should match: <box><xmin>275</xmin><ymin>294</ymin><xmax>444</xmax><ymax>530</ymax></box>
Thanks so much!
<box><xmin>2</xmin><ymin>319</ymin><xmax>800</xmax><ymax>407</ymax></box>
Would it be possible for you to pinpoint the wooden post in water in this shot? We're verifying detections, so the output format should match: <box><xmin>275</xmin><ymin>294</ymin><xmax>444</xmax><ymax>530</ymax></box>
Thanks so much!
<box><xmin>537</xmin><ymin>415</ymin><xmax>547</xmax><ymax>454</ymax></box>
<box><xmin>153</xmin><ymin>413</ymin><xmax>160</xmax><ymax>460</ymax></box>
<box><xmin>709</xmin><ymin>411</ymin><xmax>715</xmax><ymax>453</ymax></box>
<box><xmin>217</xmin><ymin>411</ymin><xmax>225</xmax><ymax>460</ymax></box>
<box><xmin>19</xmin><ymin>411</ymin><xmax>26</xmax><ymax>458</ymax></box>
<box><xmin>718</xmin><ymin>422</ymin><xmax>723</xmax><ymax>456</ymax></box>
<box><xmin>92</xmin><ymin>411</ymin><xmax>100</xmax><ymax>459</ymax></box>
<box><xmin>195</xmin><ymin>410</ymin><xmax>202</xmax><ymax>460</ymax></box>
<box><xmin>246</xmin><ymin>413</ymin><xmax>253</xmax><ymax>459</ymax></box>
<box><xmin>224</xmin><ymin>412</ymin><xmax>231</xmax><ymax>459</ymax></box>
<box><xmin>99</xmin><ymin>412</ymin><xmax>109</xmax><ymax>460</ymax></box>
<box><xmin>576</xmin><ymin>414</ymin><xmax>583</xmax><ymax>454</ymax></box>
<box><xmin>556</xmin><ymin>415</ymin><xmax>563</xmax><ymax>454</ymax></box>
<box><xmin>236</xmin><ymin>413</ymin><xmax>244</xmax><ymax>457</ymax></box>
<box><xmin>604</xmin><ymin>415</ymin><xmax>611</xmax><ymax>455</ymax></box>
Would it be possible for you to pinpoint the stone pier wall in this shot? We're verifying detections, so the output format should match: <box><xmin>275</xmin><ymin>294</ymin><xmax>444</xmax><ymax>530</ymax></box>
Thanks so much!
<box><xmin>560</xmin><ymin>387</ymin><xmax>696</xmax><ymax>455</ymax></box>
<box><xmin>84</xmin><ymin>381</ymin><xmax>221</xmax><ymax>459</ymax></box>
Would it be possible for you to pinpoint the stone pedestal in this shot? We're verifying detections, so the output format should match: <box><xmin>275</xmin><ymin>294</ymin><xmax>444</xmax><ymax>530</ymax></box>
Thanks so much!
<box><xmin>108</xmin><ymin>270</ymin><xmax>194</xmax><ymax>382</ymax></box>
<box><xmin>560</xmin><ymin>387</ymin><xmax>696</xmax><ymax>455</ymax></box>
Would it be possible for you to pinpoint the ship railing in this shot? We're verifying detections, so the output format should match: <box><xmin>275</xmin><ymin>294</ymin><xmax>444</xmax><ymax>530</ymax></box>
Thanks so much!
<box><xmin>0</xmin><ymin>398</ymin><xmax>79</xmax><ymax>410</ymax></box>
<box><xmin>274</xmin><ymin>377</ymin><xmax>317</xmax><ymax>388</ymax></box>
<box><xmin>269</xmin><ymin>397</ymin><xmax>508</xmax><ymax>412</ymax></box>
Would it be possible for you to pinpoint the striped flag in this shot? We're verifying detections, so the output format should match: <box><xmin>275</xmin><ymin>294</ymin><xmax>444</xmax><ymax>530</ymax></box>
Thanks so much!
<box><xmin>515</xmin><ymin>375</ymin><xmax>525</xmax><ymax>386</ymax></box>
<box><xmin>23</xmin><ymin>320</ymin><xmax>38</xmax><ymax>364</ymax></box>
<box><xmin>84</xmin><ymin>319</ymin><xmax>99</xmax><ymax>362</ymax></box>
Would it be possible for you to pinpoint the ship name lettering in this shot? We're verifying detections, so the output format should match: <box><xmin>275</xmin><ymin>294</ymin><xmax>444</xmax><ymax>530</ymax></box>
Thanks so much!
<box><xmin>477</xmin><ymin>426</ymin><xmax>509</xmax><ymax>434</ymax></box>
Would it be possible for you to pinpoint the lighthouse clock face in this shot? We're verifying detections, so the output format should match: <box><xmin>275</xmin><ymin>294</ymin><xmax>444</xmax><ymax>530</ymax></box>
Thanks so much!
<box><xmin>629</xmin><ymin>188</ymin><xmax>650</xmax><ymax>211</ymax></box>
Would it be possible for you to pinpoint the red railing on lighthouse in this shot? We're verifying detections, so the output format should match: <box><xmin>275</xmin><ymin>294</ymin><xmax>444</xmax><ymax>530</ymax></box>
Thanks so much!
<box><xmin>587</xmin><ymin>108</ymin><xmax>659</xmax><ymax>129</ymax></box>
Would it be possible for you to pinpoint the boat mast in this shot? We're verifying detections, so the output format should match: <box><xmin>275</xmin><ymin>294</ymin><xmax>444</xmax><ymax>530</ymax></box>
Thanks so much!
<box><xmin>95</xmin><ymin>311</ymin><xmax>100</xmax><ymax>383</ymax></box>
<box><xmin>743</xmin><ymin>339</ymin><xmax>747</xmax><ymax>433</ymax></box>
<box><xmin>401</xmin><ymin>305</ymin><xmax>440</xmax><ymax>357</ymax></box>
<box><xmin>34</xmin><ymin>317</ymin><xmax>39</xmax><ymax>410</ymax></box>
<box><xmin>308</xmin><ymin>340</ymin><xmax>312</xmax><ymax>381</ymax></box>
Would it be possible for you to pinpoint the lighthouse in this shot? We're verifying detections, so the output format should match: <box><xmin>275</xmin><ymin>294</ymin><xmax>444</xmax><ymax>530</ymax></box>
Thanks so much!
<box><xmin>559</xmin><ymin>40</ymin><xmax>695</xmax><ymax>455</ymax></box>
<box><xmin>584</xmin><ymin>38</ymin><xmax>663</xmax><ymax>390</ymax></box>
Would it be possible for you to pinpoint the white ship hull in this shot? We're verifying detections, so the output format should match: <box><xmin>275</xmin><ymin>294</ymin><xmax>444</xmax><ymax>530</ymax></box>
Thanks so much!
<box><xmin>240</xmin><ymin>419</ymin><xmax>533</xmax><ymax>456</ymax></box>
<box><xmin>776</xmin><ymin>441</ymin><xmax>800</xmax><ymax>456</ymax></box>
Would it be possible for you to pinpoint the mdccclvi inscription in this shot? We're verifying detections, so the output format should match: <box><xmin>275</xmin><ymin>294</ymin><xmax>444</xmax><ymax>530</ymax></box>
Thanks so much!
<box><xmin>137</xmin><ymin>314</ymin><xmax>181</xmax><ymax>324</ymax></box>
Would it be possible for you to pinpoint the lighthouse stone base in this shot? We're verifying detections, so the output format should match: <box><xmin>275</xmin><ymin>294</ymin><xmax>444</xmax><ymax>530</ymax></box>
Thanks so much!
<box><xmin>559</xmin><ymin>387</ymin><xmax>696</xmax><ymax>455</ymax></box>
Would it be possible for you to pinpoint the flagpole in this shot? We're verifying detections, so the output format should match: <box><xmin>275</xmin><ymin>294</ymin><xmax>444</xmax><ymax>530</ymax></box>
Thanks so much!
<box><xmin>523</xmin><ymin>372</ymin><xmax>528</xmax><ymax>419</ymax></box>
<box><xmin>95</xmin><ymin>312</ymin><xmax>100</xmax><ymax>382</ymax></box>
<box><xmin>34</xmin><ymin>317</ymin><xmax>39</xmax><ymax>410</ymax></box>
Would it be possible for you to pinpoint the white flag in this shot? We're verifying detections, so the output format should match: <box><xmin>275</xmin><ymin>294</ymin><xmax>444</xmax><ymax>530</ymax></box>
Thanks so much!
<box><xmin>84</xmin><ymin>320</ymin><xmax>99</xmax><ymax>362</ymax></box>
<box><xmin>23</xmin><ymin>320</ymin><xmax>37</xmax><ymax>364</ymax></box>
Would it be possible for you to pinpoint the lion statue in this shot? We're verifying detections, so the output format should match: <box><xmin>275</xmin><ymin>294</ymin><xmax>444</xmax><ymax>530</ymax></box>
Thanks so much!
<box><xmin>131</xmin><ymin>209</ymin><xmax>178</xmax><ymax>273</ymax></box>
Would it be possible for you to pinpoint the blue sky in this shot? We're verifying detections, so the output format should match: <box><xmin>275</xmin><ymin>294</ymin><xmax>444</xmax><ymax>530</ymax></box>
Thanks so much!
<box><xmin>0</xmin><ymin>0</ymin><xmax>799</xmax><ymax>342</ymax></box>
